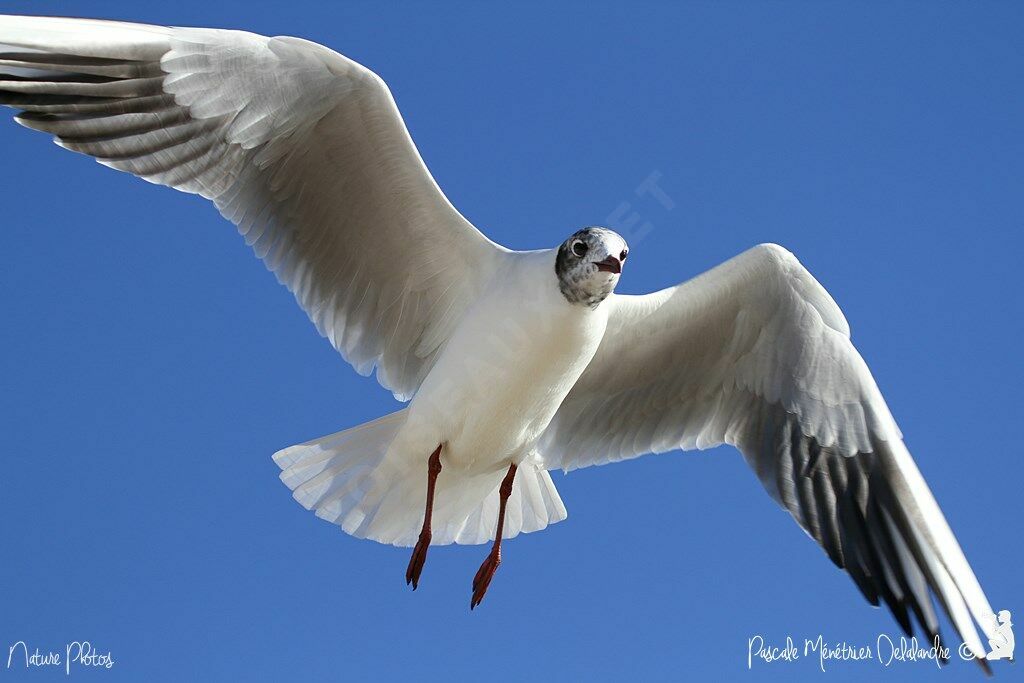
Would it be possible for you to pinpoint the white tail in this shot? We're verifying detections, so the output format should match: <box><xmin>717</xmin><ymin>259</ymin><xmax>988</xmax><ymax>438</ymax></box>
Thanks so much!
<box><xmin>274</xmin><ymin>410</ymin><xmax>568</xmax><ymax>547</ymax></box>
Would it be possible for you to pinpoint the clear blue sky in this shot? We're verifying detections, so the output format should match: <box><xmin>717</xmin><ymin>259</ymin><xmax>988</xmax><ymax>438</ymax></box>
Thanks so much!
<box><xmin>1</xmin><ymin>2</ymin><xmax>1020</xmax><ymax>681</ymax></box>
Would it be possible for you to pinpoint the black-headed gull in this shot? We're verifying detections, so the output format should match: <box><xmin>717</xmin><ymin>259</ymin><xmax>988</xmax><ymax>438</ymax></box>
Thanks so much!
<box><xmin>0</xmin><ymin>14</ymin><xmax>999</xmax><ymax>659</ymax></box>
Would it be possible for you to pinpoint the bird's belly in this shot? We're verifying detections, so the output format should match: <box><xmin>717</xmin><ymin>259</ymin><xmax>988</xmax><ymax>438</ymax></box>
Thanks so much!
<box><xmin>401</xmin><ymin>299</ymin><xmax>604</xmax><ymax>472</ymax></box>
<box><xmin>453</xmin><ymin>355</ymin><xmax>580</xmax><ymax>466</ymax></box>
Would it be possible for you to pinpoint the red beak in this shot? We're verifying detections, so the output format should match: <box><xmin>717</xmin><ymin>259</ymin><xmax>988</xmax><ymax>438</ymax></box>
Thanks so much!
<box><xmin>594</xmin><ymin>256</ymin><xmax>622</xmax><ymax>274</ymax></box>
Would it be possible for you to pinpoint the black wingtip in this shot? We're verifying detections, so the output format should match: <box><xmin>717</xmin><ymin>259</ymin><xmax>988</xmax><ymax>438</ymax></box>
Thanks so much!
<box><xmin>975</xmin><ymin>654</ymin><xmax>993</xmax><ymax>677</ymax></box>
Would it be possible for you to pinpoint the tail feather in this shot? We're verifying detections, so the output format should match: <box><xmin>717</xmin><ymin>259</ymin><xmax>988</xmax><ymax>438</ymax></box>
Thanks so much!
<box><xmin>274</xmin><ymin>410</ymin><xmax>568</xmax><ymax>547</ymax></box>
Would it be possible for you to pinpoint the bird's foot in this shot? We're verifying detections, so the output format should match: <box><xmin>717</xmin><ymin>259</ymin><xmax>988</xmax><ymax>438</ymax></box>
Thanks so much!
<box><xmin>406</xmin><ymin>529</ymin><xmax>431</xmax><ymax>590</ymax></box>
<box><xmin>470</xmin><ymin>546</ymin><xmax>501</xmax><ymax>609</ymax></box>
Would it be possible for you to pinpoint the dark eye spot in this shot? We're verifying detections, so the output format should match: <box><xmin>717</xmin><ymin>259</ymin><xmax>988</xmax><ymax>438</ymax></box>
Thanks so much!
<box><xmin>620</xmin><ymin>249</ymin><xmax>628</xmax><ymax>261</ymax></box>
<box><xmin>571</xmin><ymin>240</ymin><xmax>588</xmax><ymax>258</ymax></box>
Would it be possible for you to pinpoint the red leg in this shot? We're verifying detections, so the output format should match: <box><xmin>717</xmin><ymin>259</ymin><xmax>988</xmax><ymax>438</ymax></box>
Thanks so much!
<box><xmin>406</xmin><ymin>444</ymin><xmax>443</xmax><ymax>590</ymax></box>
<box><xmin>471</xmin><ymin>463</ymin><xmax>517</xmax><ymax>610</ymax></box>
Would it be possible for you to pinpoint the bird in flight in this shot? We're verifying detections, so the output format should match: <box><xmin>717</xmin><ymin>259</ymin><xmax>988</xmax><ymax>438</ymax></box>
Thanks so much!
<box><xmin>0</xmin><ymin>14</ymin><xmax>1000</xmax><ymax>662</ymax></box>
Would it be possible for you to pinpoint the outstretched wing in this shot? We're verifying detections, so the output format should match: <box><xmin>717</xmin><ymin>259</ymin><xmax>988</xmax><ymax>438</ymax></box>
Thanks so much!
<box><xmin>0</xmin><ymin>15</ymin><xmax>508</xmax><ymax>399</ymax></box>
<box><xmin>541</xmin><ymin>243</ymin><xmax>995</xmax><ymax>665</ymax></box>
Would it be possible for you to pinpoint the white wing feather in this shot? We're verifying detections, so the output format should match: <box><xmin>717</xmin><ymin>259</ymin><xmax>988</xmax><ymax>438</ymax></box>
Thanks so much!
<box><xmin>0</xmin><ymin>14</ymin><xmax>508</xmax><ymax>399</ymax></box>
<box><xmin>541</xmin><ymin>243</ymin><xmax>995</xmax><ymax>664</ymax></box>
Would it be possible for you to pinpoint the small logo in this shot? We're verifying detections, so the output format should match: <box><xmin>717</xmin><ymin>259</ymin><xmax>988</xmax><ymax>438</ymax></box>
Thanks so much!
<box><xmin>6</xmin><ymin>640</ymin><xmax>115</xmax><ymax>675</ymax></box>
<box><xmin>986</xmin><ymin>610</ymin><xmax>1014</xmax><ymax>661</ymax></box>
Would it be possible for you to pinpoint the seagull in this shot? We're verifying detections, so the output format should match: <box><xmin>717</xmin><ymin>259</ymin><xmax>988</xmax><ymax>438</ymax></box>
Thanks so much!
<box><xmin>0</xmin><ymin>13</ymin><xmax>1000</xmax><ymax>660</ymax></box>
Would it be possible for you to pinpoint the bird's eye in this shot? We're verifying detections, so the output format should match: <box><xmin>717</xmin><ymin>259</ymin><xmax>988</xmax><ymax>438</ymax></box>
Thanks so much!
<box><xmin>571</xmin><ymin>240</ymin><xmax>588</xmax><ymax>258</ymax></box>
<box><xmin>620</xmin><ymin>249</ymin><xmax>628</xmax><ymax>261</ymax></box>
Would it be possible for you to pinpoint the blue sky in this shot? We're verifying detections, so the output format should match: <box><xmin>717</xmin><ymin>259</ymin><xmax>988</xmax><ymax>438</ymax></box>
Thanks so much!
<box><xmin>0</xmin><ymin>1</ymin><xmax>1020</xmax><ymax>681</ymax></box>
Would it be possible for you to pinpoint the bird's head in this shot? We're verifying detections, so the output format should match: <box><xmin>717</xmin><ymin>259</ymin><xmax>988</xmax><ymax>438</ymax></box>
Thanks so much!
<box><xmin>555</xmin><ymin>227</ymin><xmax>629</xmax><ymax>308</ymax></box>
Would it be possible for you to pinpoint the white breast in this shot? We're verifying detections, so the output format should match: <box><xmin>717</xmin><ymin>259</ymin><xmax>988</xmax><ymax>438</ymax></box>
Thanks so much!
<box><xmin>396</xmin><ymin>250</ymin><xmax>608</xmax><ymax>471</ymax></box>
